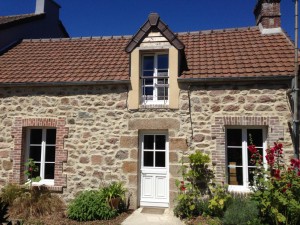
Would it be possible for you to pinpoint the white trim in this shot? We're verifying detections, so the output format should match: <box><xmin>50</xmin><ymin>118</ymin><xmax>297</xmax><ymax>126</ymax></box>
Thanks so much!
<box><xmin>259</xmin><ymin>23</ymin><xmax>282</xmax><ymax>35</ymax></box>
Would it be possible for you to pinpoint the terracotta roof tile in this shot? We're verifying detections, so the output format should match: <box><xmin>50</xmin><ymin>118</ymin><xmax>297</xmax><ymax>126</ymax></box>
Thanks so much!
<box><xmin>178</xmin><ymin>27</ymin><xmax>296</xmax><ymax>79</ymax></box>
<box><xmin>0</xmin><ymin>26</ymin><xmax>297</xmax><ymax>84</ymax></box>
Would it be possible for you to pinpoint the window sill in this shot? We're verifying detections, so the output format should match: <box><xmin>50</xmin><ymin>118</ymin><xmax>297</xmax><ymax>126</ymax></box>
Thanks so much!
<box><xmin>140</xmin><ymin>104</ymin><xmax>169</xmax><ymax>109</ymax></box>
<box><xmin>25</xmin><ymin>180</ymin><xmax>63</xmax><ymax>192</ymax></box>
<box><xmin>228</xmin><ymin>185</ymin><xmax>252</xmax><ymax>193</ymax></box>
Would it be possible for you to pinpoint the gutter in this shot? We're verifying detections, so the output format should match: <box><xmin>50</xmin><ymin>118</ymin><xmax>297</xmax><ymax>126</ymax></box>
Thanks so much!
<box><xmin>0</xmin><ymin>80</ymin><xmax>130</xmax><ymax>87</ymax></box>
<box><xmin>177</xmin><ymin>75</ymin><xmax>293</xmax><ymax>83</ymax></box>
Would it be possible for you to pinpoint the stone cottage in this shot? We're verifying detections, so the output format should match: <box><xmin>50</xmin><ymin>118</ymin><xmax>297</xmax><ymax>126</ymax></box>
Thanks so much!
<box><xmin>0</xmin><ymin>0</ymin><xmax>297</xmax><ymax>208</ymax></box>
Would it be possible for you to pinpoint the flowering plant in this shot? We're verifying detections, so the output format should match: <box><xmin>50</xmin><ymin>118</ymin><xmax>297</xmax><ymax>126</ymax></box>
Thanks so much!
<box><xmin>248</xmin><ymin>143</ymin><xmax>300</xmax><ymax>225</ymax></box>
<box><xmin>24</xmin><ymin>158</ymin><xmax>41</xmax><ymax>183</ymax></box>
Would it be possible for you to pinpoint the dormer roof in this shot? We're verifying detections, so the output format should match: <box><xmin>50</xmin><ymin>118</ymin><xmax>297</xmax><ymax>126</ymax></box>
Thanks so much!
<box><xmin>125</xmin><ymin>13</ymin><xmax>185</xmax><ymax>53</ymax></box>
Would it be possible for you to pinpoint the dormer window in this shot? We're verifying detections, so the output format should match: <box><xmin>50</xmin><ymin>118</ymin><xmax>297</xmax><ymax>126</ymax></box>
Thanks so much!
<box><xmin>141</xmin><ymin>54</ymin><xmax>169</xmax><ymax>105</ymax></box>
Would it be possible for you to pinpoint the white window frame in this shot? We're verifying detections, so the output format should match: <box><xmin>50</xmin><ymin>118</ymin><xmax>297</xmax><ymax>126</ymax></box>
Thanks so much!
<box><xmin>226</xmin><ymin>126</ymin><xmax>267</xmax><ymax>192</ymax></box>
<box><xmin>26</xmin><ymin>128</ymin><xmax>56</xmax><ymax>186</ymax></box>
<box><xmin>141</xmin><ymin>53</ymin><xmax>169</xmax><ymax>105</ymax></box>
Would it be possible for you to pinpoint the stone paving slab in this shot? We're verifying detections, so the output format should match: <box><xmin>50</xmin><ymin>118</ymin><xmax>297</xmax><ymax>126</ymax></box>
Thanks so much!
<box><xmin>122</xmin><ymin>208</ymin><xmax>184</xmax><ymax>225</ymax></box>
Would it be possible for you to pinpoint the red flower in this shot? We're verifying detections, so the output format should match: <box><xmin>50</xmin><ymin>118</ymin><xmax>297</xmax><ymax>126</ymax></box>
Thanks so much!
<box><xmin>248</xmin><ymin>145</ymin><xmax>257</xmax><ymax>154</ymax></box>
<box><xmin>28</xmin><ymin>167</ymin><xmax>33</xmax><ymax>172</ymax></box>
<box><xmin>273</xmin><ymin>169</ymin><xmax>281</xmax><ymax>179</ymax></box>
<box><xmin>180</xmin><ymin>186</ymin><xmax>186</xmax><ymax>191</ymax></box>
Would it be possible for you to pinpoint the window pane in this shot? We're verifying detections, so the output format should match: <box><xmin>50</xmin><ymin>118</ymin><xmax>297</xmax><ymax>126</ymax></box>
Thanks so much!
<box><xmin>247</xmin><ymin>129</ymin><xmax>263</xmax><ymax>147</ymax></box>
<box><xmin>227</xmin><ymin>129</ymin><xmax>242</xmax><ymax>146</ymax></box>
<box><xmin>144</xmin><ymin>135</ymin><xmax>154</xmax><ymax>149</ymax></box>
<box><xmin>155</xmin><ymin>135</ymin><xmax>166</xmax><ymax>150</ymax></box>
<box><xmin>144</xmin><ymin>78</ymin><xmax>153</xmax><ymax>85</ymax></box>
<box><xmin>155</xmin><ymin>151</ymin><xmax>165</xmax><ymax>167</ymax></box>
<box><xmin>157</xmin><ymin>70</ymin><xmax>168</xmax><ymax>77</ymax></box>
<box><xmin>44</xmin><ymin>163</ymin><xmax>55</xmax><ymax>179</ymax></box>
<box><xmin>46</xmin><ymin>129</ymin><xmax>56</xmax><ymax>144</ymax></box>
<box><xmin>227</xmin><ymin>148</ymin><xmax>243</xmax><ymax>166</ymax></box>
<box><xmin>228</xmin><ymin>166</ymin><xmax>243</xmax><ymax>185</ymax></box>
<box><xmin>143</xmin><ymin>87</ymin><xmax>153</xmax><ymax>96</ymax></box>
<box><xmin>45</xmin><ymin>146</ymin><xmax>56</xmax><ymax>162</ymax></box>
<box><xmin>248</xmin><ymin>167</ymin><xmax>256</xmax><ymax>185</ymax></box>
<box><xmin>30</xmin><ymin>129</ymin><xmax>42</xmax><ymax>144</ymax></box>
<box><xmin>157</xmin><ymin>87</ymin><xmax>168</xmax><ymax>100</ymax></box>
<box><xmin>157</xmin><ymin>78</ymin><xmax>167</xmax><ymax>84</ymax></box>
<box><xmin>157</xmin><ymin>55</ymin><xmax>168</xmax><ymax>69</ymax></box>
<box><xmin>31</xmin><ymin>163</ymin><xmax>40</xmax><ymax>178</ymax></box>
<box><xmin>143</xmin><ymin>56</ymin><xmax>154</xmax><ymax>70</ymax></box>
<box><xmin>29</xmin><ymin>146</ymin><xmax>42</xmax><ymax>162</ymax></box>
<box><xmin>144</xmin><ymin>151</ymin><xmax>154</xmax><ymax>167</ymax></box>
<box><xmin>143</xmin><ymin>70</ymin><xmax>154</xmax><ymax>77</ymax></box>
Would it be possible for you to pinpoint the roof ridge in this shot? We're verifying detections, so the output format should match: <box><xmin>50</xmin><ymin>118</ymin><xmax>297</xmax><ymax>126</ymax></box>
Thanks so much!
<box><xmin>23</xmin><ymin>35</ymin><xmax>133</xmax><ymax>42</ymax></box>
<box><xmin>176</xmin><ymin>26</ymin><xmax>259</xmax><ymax>35</ymax></box>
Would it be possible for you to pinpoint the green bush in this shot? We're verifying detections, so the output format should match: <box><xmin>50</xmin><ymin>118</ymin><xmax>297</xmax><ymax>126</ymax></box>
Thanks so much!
<box><xmin>67</xmin><ymin>190</ymin><xmax>117</xmax><ymax>221</ymax></box>
<box><xmin>223</xmin><ymin>197</ymin><xmax>262</xmax><ymax>225</ymax></box>
<box><xmin>0</xmin><ymin>198</ymin><xmax>9</xmax><ymax>223</ymax></box>
<box><xmin>174</xmin><ymin>193</ymin><xmax>210</xmax><ymax>219</ymax></box>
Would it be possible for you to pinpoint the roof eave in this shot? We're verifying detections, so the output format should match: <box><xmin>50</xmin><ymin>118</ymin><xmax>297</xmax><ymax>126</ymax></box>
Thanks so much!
<box><xmin>178</xmin><ymin>75</ymin><xmax>293</xmax><ymax>83</ymax></box>
<box><xmin>0</xmin><ymin>80</ymin><xmax>130</xmax><ymax>87</ymax></box>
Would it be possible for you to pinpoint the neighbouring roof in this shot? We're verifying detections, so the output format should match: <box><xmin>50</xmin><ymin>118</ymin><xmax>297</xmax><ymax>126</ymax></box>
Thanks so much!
<box><xmin>0</xmin><ymin>14</ymin><xmax>45</xmax><ymax>29</ymax></box>
<box><xmin>0</xmin><ymin>26</ymin><xmax>296</xmax><ymax>84</ymax></box>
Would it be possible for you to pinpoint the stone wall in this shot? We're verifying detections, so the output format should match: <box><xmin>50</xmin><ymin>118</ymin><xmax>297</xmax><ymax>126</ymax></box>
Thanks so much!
<box><xmin>0</xmin><ymin>81</ymin><xmax>293</xmax><ymax>208</ymax></box>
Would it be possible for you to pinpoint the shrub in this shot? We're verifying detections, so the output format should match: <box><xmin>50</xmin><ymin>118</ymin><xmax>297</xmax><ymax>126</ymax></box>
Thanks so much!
<box><xmin>0</xmin><ymin>183</ymin><xmax>26</xmax><ymax>205</ymax></box>
<box><xmin>223</xmin><ymin>197</ymin><xmax>261</xmax><ymax>225</ymax></box>
<box><xmin>9</xmin><ymin>186</ymin><xmax>65</xmax><ymax>220</ymax></box>
<box><xmin>249</xmin><ymin>143</ymin><xmax>300</xmax><ymax>225</ymax></box>
<box><xmin>100</xmin><ymin>181</ymin><xmax>127</xmax><ymax>210</ymax></box>
<box><xmin>174</xmin><ymin>150</ymin><xmax>215</xmax><ymax>219</ymax></box>
<box><xmin>67</xmin><ymin>190</ymin><xmax>117</xmax><ymax>221</ymax></box>
<box><xmin>208</xmin><ymin>183</ymin><xmax>232</xmax><ymax>217</ymax></box>
<box><xmin>0</xmin><ymin>198</ymin><xmax>9</xmax><ymax>223</ymax></box>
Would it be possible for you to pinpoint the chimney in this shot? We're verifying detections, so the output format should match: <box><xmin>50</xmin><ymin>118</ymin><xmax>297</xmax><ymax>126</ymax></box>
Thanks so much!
<box><xmin>35</xmin><ymin>0</ymin><xmax>61</xmax><ymax>17</ymax></box>
<box><xmin>254</xmin><ymin>0</ymin><xmax>281</xmax><ymax>29</ymax></box>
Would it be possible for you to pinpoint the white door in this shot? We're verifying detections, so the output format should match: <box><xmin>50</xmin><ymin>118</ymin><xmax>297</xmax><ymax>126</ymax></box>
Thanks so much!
<box><xmin>140</xmin><ymin>133</ymin><xmax>169</xmax><ymax>207</ymax></box>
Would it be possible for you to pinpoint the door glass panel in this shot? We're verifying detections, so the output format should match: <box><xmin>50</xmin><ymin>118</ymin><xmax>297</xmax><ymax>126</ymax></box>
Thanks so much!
<box><xmin>155</xmin><ymin>151</ymin><xmax>165</xmax><ymax>167</ymax></box>
<box><xmin>227</xmin><ymin>129</ymin><xmax>242</xmax><ymax>146</ymax></box>
<box><xmin>144</xmin><ymin>151</ymin><xmax>154</xmax><ymax>167</ymax></box>
<box><xmin>228</xmin><ymin>166</ymin><xmax>243</xmax><ymax>185</ymax></box>
<box><xmin>227</xmin><ymin>148</ymin><xmax>242</xmax><ymax>166</ymax></box>
<box><xmin>247</xmin><ymin>129</ymin><xmax>263</xmax><ymax>146</ymax></box>
<box><xmin>144</xmin><ymin>135</ymin><xmax>154</xmax><ymax>149</ymax></box>
<box><xmin>30</xmin><ymin>129</ymin><xmax>42</xmax><ymax>144</ymax></box>
<box><xmin>143</xmin><ymin>56</ymin><xmax>154</xmax><ymax>70</ymax></box>
<box><xmin>29</xmin><ymin>146</ymin><xmax>41</xmax><ymax>162</ymax></box>
<box><xmin>46</xmin><ymin>129</ymin><xmax>56</xmax><ymax>144</ymax></box>
<box><xmin>45</xmin><ymin>146</ymin><xmax>56</xmax><ymax>162</ymax></box>
<box><xmin>44</xmin><ymin>163</ymin><xmax>55</xmax><ymax>179</ymax></box>
<box><xmin>155</xmin><ymin>135</ymin><xmax>166</xmax><ymax>150</ymax></box>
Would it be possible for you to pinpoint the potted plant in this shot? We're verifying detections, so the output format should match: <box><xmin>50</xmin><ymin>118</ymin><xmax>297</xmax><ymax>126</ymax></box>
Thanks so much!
<box><xmin>100</xmin><ymin>182</ymin><xmax>127</xmax><ymax>209</ymax></box>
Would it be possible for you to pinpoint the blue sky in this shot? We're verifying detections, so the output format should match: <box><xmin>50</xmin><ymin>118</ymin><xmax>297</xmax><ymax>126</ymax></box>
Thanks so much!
<box><xmin>0</xmin><ymin>0</ymin><xmax>298</xmax><ymax>42</ymax></box>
